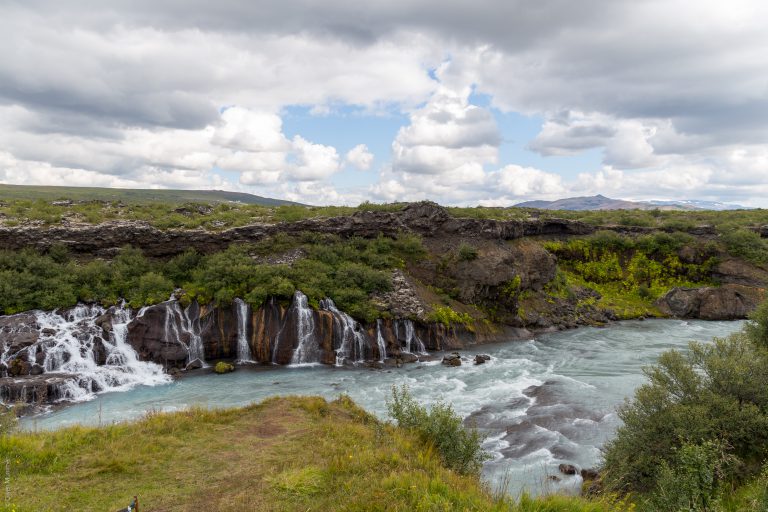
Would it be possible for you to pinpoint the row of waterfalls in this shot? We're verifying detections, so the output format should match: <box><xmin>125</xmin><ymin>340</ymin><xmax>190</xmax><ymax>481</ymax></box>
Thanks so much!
<box><xmin>0</xmin><ymin>291</ymin><xmax>430</xmax><ymax>404</ymax></box>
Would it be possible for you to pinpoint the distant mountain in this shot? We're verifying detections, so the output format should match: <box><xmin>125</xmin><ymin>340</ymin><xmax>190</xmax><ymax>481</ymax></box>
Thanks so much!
<box><xmin>0</xmin><ymin>184</ymin><xmax>303</xmax><ymax>206</ymax></box>
<box><xmin>514</xmin><ymin>194</ymin><xmax>751</xmax><ymax>211</ymax></box>
<box><xmin>645</xmin><ymin>199</ymin><xmax>753</xmax><ymax>211</ymax></box>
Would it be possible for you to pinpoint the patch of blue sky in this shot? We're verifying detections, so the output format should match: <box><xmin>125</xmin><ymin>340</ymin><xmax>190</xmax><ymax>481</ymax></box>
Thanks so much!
<box><xmin>469</xmin><ymin>90</ymin><xmax>604</xmax><ymax>180</ymax></box>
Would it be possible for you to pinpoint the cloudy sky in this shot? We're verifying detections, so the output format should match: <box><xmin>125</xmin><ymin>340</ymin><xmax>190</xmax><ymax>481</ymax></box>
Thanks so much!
<box><xmin>1</xmin><ymin>1</ymin><xmax>767</xmax><ymax>206</ymax></box>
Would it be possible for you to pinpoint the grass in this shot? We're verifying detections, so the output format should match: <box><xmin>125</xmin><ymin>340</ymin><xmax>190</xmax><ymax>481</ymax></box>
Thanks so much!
<box><xmin>0</xmin><ymin>184</ymin><xmax>300</xmax><ymax>206</ymax></box>
<box><xmin>3</xmin><ymin>185</ymin><xmax>767</xmax><ymax>238</ymax></box>
<box><xmin>0</xmin><ymin>396</ymin><xmax>625</xmax><ymax>512</ymax></box>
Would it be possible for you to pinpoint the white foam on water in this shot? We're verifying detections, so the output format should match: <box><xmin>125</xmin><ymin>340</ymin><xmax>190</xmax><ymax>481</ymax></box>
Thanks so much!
<box><xmin>11</xmin><ymin>304</ymin><xmax>170</xmax><ymax>403</ymax></box>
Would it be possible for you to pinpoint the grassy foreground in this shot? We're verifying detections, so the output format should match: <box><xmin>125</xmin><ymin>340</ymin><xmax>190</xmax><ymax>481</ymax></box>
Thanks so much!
<box><xmin>0</xmin><ymin>396</ymin><xmax>622</xmax><ymax>512</ymax></box>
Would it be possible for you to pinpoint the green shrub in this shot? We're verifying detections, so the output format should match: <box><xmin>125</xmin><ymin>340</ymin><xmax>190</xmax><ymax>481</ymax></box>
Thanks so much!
<box><xmin>427</xmin><ymin>306</ymin><xmax>473</xmax><ymax>328</ymax></box>
<box><xmin>457</xmin><ymin>243</ymin><xmax>479</xmax><ymax>262</ymax></box>
<box><xmin>647</xmin><ymin>440</ymin><xmax>735</xmax><ymax>512</ymax></box>
<box><xmin>0</xmin><ymin>405</ymin><xmax>17</xmax><ymax>436</ymax></box>
<box><xmin>387</xmin><ymin>385</ymin><xmax>489</xmax><ymax>475</ymax></box>
<box><xmin>601</xmin><ymin>307</ymin><xmax>768</xmax><ymax>496</ymax></box>
<box><xmin>721</xmin><ymin>229</ymin><xmax>768</xmax><ymax>265</ymax></box>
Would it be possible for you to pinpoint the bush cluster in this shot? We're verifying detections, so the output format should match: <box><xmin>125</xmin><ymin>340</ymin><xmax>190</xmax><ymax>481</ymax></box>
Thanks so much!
<box><xmin>545</xmin><ymin>231</ymin><xmax>717</xmax><ymax>294</ymax></box>
<box><xmin>0</xmin><ymin>232</ymin><xmax>426</xmax><ymax>322</ymax></box>
<box><xmin>387</xmin><ymin>385</ymin><xmax>489</xmax><ymax>476</ymax></box>
<box><xmin>601</xmin><ymin>300</ymin><xmax>768</xmax><ymax>509</ymax></box>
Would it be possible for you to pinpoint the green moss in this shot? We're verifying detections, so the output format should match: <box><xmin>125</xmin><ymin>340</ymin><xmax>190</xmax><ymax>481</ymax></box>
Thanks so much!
<box><xmin>213</xmin><ymin>361</ymin><xmax>235</xmax><ymax>374</ymax></box>
<box><xmin>427</xmin><ymin>305</ymin><xmax>474</xmax><ymax>328</ymax></box>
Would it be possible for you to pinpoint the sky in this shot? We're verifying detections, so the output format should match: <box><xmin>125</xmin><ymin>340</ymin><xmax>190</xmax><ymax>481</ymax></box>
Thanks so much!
<box><xmin>1</xmin><ymin>1</ymin><xmax>767</xmax><ymax>207</ymax></box>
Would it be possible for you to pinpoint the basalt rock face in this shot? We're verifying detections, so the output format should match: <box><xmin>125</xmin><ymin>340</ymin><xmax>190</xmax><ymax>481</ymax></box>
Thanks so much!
<box><xmin>656</xmin><ymin>284</ymin><xmax>765</xmax><ymax>320</ymax></box>
<box><xmin>0</xmin><ymin>202</ymin><xmax>594</xmax><ymax>257</ymax></box>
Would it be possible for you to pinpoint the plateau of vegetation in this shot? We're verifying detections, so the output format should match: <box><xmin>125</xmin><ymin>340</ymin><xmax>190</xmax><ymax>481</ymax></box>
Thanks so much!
<box><xmin>0</xmin><ymin>232</ymin><xmax>426</xmax><ymax>321</ymax></box>
<box><xmin>2</xmin><ymin>186</ymin><xmax>766</xmax><ymax>239</ymax></box>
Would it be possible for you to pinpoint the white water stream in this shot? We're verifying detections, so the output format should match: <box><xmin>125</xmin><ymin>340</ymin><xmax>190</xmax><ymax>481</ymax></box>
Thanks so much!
<box><xmin>234</xmin><ymin>298</ymin><xmax>254</xmax><ymax>363</ymax></box>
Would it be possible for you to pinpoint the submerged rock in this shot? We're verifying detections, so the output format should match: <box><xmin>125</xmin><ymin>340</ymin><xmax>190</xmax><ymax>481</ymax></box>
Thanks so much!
<box><xmin>442</xmin><ymin>352</ymin><xmax>462</xmax><ymax>367</ymax></box>
<box><xmin>474</xmin><ymin>354</ymin><xmax>491</xmax><ymax>365</ymax></box>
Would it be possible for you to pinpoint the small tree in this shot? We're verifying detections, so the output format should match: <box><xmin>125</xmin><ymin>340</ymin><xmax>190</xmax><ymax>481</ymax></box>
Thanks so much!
<box><xmin>387</xmin><ymin>385</ymin><xmax>489</xmax><ymax>476</ymax></box>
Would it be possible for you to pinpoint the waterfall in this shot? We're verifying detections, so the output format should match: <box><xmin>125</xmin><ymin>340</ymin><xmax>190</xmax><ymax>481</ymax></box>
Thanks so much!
<box><xmin>375</xmin><ymin>320</ymin><xmax>387</xmax><ymax>362</ymax></box>
<box><xmin>165</xmin><ymin>301</ymin><xmax>205</xmax><ymax>365</ymax></box>
<box><xmin>234</xmin><ymin>298</ymin><xmax>253</xmax><ymax>363</ymax></box>
<box><xmin>400</xmin><ymin>319</ymin><xmax>427</xmax><ymax>354</ymax></box>
<box><xmin>8</xmin><ymin>304</ymin><xmax>170</xmax><ymax>402</ymax></box>
<box><xmin>320</xmin><ymin>298</ymin><xmax>368</xmax><ymax>365</ymax></box>
<box><xmin>289</xmin><ymin>292</ymin><xmax>319</xmax><ymax>365</ymax></box>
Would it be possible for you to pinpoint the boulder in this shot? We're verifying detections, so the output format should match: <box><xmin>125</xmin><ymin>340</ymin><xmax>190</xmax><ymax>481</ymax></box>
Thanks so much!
<box><xmin>94</xmin><ymin>311</ymin><xmax>113</xmax><ymax>333</ymax></box>
<box><xmin>214</xmin><ymin>361</ymin><xmax>235</xmax><ymax>374</ymax></box>
<box><xmin>185</xmin><ymin>358</ymin><xmax>203</xmax><ymax>371</ymax></box>
<box><xmin>558</xmin><ymin>463</ymin><xmax>578</xmax><ymax>476</ymax></box>
<box><xmin>656</xmin><ymin>284</ymin><xmax>764</xmax><ymax>320</ymax></box>
<box><xmin>0</xmin><ymin>373</ymin><xmax>81</xmax><ymax>404</ymax></box>
<box><xmin>581</xmin><ymin>468</ymin><xmax>599</xmax><ymax>480</ymax></box>
<box><xmin>442</xmin><ymin>352</ymin><xmax>462</xmax><ymax>367</ymax></box>
<box><xmin>474</xmin><ymin>354</ymin><xmax>491</xmax><ymax>365</ymax></box>
<box><xmin>29</xmin><ymin>364</ymin><xmax>44</xmax><ymax>376</ymax></box>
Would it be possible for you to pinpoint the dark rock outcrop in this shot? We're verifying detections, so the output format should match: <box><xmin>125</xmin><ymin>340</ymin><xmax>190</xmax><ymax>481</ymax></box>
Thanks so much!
<box><xmin>0</xmin><ymin>373</ymin><xmax>77</xmax><ymax>403</ymax></box>
<box><xmin>656</xmin><ymin>284</ymin><xmax>765</xmax><ymax>320</ymax></box>
<box><xmin>126</xmin><ymin>304</ymin><xmax>190</xmax><ymax>367</ymax></box>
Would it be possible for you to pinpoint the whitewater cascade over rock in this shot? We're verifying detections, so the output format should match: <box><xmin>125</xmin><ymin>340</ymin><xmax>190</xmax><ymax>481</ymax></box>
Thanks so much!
<box><xmin>398</xmin><ymin>319</ymin><xmax>427</xmax><ymax>354</ymax></box>
<box><xmin>234</xmin><ymin>298</ymin><xmax>253</xmax><ymax>363</ymax></box>
<box><xmin>288</xmin><ymin>292</ymin><xmax>320</xmax><ymax>365</ymax></box>
<box><xmin>0</xmin><ymin>291</ymin><xmax>469</xmax><ymax>405</ymax></box>
<box><xmin>375</xmin><ymin>320</ymin><xmax>387</xmax><ymax>363</ymax></box>
<box><xmin>0</xmin><ymin>304</ymin><xmax>169</xmax><ymax>403</ymax></box>
<box><xmin>322</xmin><ymin>298</ymin><xmax>370</xmax><ymax>365</ymax></box>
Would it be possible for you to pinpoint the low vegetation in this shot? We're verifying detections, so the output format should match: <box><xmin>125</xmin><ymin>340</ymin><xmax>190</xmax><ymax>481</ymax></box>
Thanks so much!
<box><xmin>0</xmin><ymin>232</ymin><xmax>426</xmax><ymax>322</ymax></box>
<box><xmin>601</xmin><ymin>300</ymin><xmax>768</xmax><ymax>511</ymax></box>
<box><xmin>2</xmin><ymin>187</ymin><xmax>766</xmax><ymax>241</ymax></box>
<box><xmin>387</xmin><ymin>385</ymin><xmax>489</xmax><ymax>476</ymax></box>
<box><xmin>0</xmin><ymin>395</ymin><xmax>626</xmax><ymax>512</ymax></box>
<box><xmin>543</xmin><ymin>231</ymin><xmax>718</xmax><ymax>318</ymax></box>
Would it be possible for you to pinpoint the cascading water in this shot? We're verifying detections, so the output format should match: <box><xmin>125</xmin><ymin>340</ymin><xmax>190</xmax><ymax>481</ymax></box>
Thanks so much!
<box><xmin>399</xmin><ymin>319</ymin><xmax>426</xmax><ymax>354</ymax></box>
<box><xmin>10</xmin><ymin>304</ymin><xmax>169</xmax><ymax>402</ymax></box>
<box><xmin>375</xmin><ymin>320</ymin><xmax>387</xmax><ymax>362</ymax></box>
<box><xmin>234</xmin><ymin>298</ymin><xmax>253</xmax><ymax>363</ymax></box>
<box><xmin>289</xmin><ymin>292</ymin><xmax>319</xmax><ymax>365</ymax></box>
<box><xmin>320</xmin><ymin>298</ymin><xmax>369</xmax><ymax>365</ymax></box>
<box><xmin>165</xmin><ymin>301</ymin><xmax>205</xmax><ymax>365</ymax></box>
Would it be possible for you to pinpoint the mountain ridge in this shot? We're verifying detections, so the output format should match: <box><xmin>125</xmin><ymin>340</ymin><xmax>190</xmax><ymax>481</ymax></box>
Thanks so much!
<box><xmin>514</xmin><ymin>194</ymin><xmax>750</xmax><ymax>211</ymax></box>
<box><xmin>0</xmin><ymin>183</ymin><xmax>302</xmax><ymax>206</ymax></box>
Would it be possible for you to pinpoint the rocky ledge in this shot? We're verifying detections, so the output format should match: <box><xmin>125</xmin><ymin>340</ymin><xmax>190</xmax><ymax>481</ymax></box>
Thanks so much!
<box><xmin>656</xmin><ymin>284</ymin><xmax>765</xmax><ymax>320</ymax></box>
